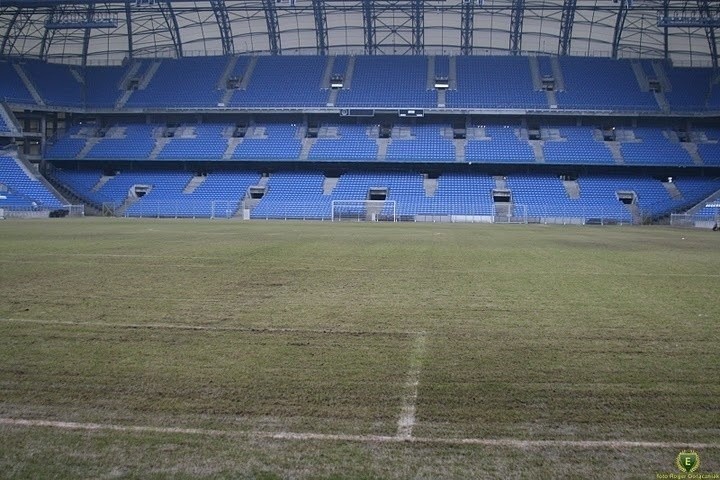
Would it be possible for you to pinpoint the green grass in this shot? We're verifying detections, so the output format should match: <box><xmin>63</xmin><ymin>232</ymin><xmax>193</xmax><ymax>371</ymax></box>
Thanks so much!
<box><xmin>1</xmin><ymin>219</ymin><xmax>719</xmax><ymax>478</ymax></box>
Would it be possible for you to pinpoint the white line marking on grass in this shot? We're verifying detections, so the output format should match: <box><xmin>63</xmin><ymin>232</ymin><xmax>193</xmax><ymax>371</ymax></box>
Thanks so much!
<box><xmin>397</xmin><ymin>331</ymin><xmax>427</xmax><ymax>439</ymax></box>
<box><xmin>0</xmin><ymin>317</ymin><xmax>421</xmax><ymax>337</ymax></box>
<box><xmin>1</xmin><ymin>418</ymin><xmax>717</xmax><ymax>450</ymax></box>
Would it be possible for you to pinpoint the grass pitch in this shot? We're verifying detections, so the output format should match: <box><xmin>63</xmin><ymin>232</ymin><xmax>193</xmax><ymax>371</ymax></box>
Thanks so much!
<box><xmin>0</xmin><ymin>219</ymin><xmax>719</xmax><ymax>478</ymax></box>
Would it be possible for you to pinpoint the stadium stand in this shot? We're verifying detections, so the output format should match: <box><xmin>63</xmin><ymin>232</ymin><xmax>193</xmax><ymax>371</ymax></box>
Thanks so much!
<box><xmin>251</xmin><ymin>171</ymin><xmax>329</xmax><ymax>220</ymax></box>
<box><xmin>542</xmin><ymin>127</ymin><xmax>616</xmax><ymax>165</ymax></box>
<box><xmin>664</xmin><ymin>67</ymin><xmax>713</xmax><ymax>111</ymax></box>
<box><xmin>156</xmin><ymin>124</ymin><xmax>232</xmax><ymax>160</ymax></box>
<box><xmin>83</xmin><ymin>66</ymin><xmax>126</xmax><ymax>108</ymax></box>
<box><xmin>229</xmin><ymin>56</ymin><xmax>328</xmax><ymax>107</ymax></box>
<box><xmin>232</xmin><ymin>124</ymin><xmax>302</xmax><ymax>160</ymax></box>
<box><xmin>85</xmin><ymin>124</ymin><xmax>158</xmax><ymax>160</ymax></box>
<box><xmin>465</xmin><ymin>125</ymin><xmax>535</xmax><ymax>163</ymax></box>
<box><xmin>385</xmin><ymin>125</ymin><xmax>455</xmax><ymax>162</ymax></box>
<box><xmin>446</xmin><ymin>56</ymin><xmax>547</xmax><ymax>109</ymax></box>
<box><xmin>619</xmin><ymin>128</ymin><xmax>694</xmax><ymax>166</ymax></box>
<box><xmin>126</xmin><ymin>56</ymin><xmax>227</xmax><ymax>108</ymax></box>
<box><xmin>307</xmin><ymin>124</ymin><xmax>378</xmax><ymax>162</ymax></box>
<box><xmin>0</xmin><ymin>60</ymin><xmax>36</xmax><ymax>104</ymax></box>
<box><xmin>336</xmin><ymin>56</ymin><xmax>436</xmax><ymax>108</ymax></box>
<box><xmin>556</xmin><ymin>57</ymin><xmax>658</xmax><ymax>111</ymax></box>
<box><xmin>0</xmin><ymin>155</ymin><xmax>63</xmax><ymax>209</ymax></box>
<box><xmin>22</xmin><ymin>60</ymin><xmax>83</xmax><ymax>106</ymax></box>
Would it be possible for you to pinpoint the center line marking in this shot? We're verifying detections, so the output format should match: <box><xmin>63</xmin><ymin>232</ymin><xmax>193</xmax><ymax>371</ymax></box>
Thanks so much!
<box><xmin>397</xmin><ymin>331</ymin><xmax>427</xmax><ymax>439</ymax></box>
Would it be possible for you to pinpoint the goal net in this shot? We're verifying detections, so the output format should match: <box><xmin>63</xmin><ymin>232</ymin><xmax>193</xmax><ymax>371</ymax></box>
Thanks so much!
<box><xmin>331</xmin><ymin>200</ymin><xmax>397</xmax><ymax>222</ymax></box>
<box><xmin>63</xmin><ymin>204</ymin><xmax>85</xmax><ymax>217</ymax></box>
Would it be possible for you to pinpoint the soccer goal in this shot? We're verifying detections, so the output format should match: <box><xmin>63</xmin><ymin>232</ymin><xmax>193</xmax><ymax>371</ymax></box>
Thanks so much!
<box><xmin>63</xmin><ymin>204</ymin><xmax>85</xmax><ymax>217</ymax></box>
<box><xmin>210</xmin><ymin>200</ymin><xmax>235</xmax><ymax>219</ymax></box>
<box><xmin>331</xmin><ymin>200</ymin><xmax>397</xmax><ymax>222</ymax></box>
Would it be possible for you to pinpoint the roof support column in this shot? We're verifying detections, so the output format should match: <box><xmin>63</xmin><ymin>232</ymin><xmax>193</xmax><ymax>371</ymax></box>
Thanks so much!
<box><xmin>81</xmin><ymin>4</ymin><xmax>95</xmax><ymax>67</ymax></box>
<box><xmin>697</xmin><ymin>0</ymin><xmax>718</xmax><ymax>69</ymax></box>
<box><xmin>611</xmin><ymin>0</ymin><xmax>629</xmax><ymax>59</ymax></box>
<box><xmin>124</xmin><ymin>0</ymin><xmax>133</xmax><ymax>59</ymax></box>
<box><xmin>412</xmin><ymin>0</ymin><xmax>423</xmax><ymax>55</ymax></box>
<box><xmin>362</xmin><ymin>0</ymin><xmax>376</xmax><ymax>55</ymax></box>
<box><xmin>0</xmin><ymin>10</ymin><xmax>20</xmax><ymax>56</ymax></box>
<box><xmin>210</xmin><ymin>0</ymin><xmax>234</xmax><ymax>55</ymax></box>
<box><xmin>158</xmin><ymin>1</ymin><xmax>183</xmax><ymax>58</ymax></box>
<box><xmin>558</xmin><ymin>0</ymin><xmax>577</xmax><ymax>55</ymax></box>
<box><xmin>460</xmin><ymin>0</ymin><xmax>474</xmax><ymax>55</ymax></box>
<box><xmin>509</xmin><ymin>0</ymin><xmax>525</xmax><ymax>55</ymax></box>
<box><xmin>262</xmin><ymin>0</ymin><xmax>281</xmax><ymax>55</ymax></box>
<box><xmin>311</xmin><ymin>0</ymin><xmax>328</xmax><ymax>55</ymax></box>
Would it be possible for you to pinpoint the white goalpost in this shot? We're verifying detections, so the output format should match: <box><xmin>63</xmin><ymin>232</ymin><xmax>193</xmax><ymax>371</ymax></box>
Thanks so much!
<box><xmin>331</xmin><ymin>200</ymin><xmax>397</xmax><ymax>222</ymax></box>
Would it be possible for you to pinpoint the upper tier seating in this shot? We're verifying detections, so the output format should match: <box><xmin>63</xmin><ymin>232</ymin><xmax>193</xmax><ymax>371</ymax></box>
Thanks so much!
<box><xmin>665</xmin><ymin>67</ymin><xmax>713</xmax><ymax>111</ymax></box>
<box><xmin>446</xmin><ymin>56</ymin><xmax>547</xmax><ymax>109</ymax></box>
<box><xmin>84</xmin><ymin>66</ymin><xmax>126</xmax><ymax>108</ymax></box>
<box><xmin>556</xmin><ymin>57</ymin><xmax>658</xmax><ymax>111</ymax></box>
<box><xmin>0</xmin><ymin>155</ymin><xmax>62</xmax><ymax>209</ymax></box>
<box><xmin>229</xmin><ymin>56</ymin><xmax>328</xmax><ymax>107</ymax></box>
<box><xmin>0</xmin><ymin>61</ymin><xmax>35</xmax><ymax>104</ymax></box>
<box><xmin>127</xmin><ymin>56</ymin><xmax>227</xmax><ymax>108</ymax></box>
<box><xmin>23</xmin><ymin>60</ymin><xmax>83</xmax><ymax>106</ymax></box>
<box><xmin>0</xmin><ymin>55</ymin><xmax>717</xmax><ymax>113</ymax></box>
<box><xmin>336</xmin><ymin>56</ymin><xmax>436</xmax><ymax>108</ymax></box>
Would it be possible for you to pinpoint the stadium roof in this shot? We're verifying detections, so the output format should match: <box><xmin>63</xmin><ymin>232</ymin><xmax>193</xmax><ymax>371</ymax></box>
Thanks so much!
<box><xmin>0</xmin><ymin>0</ymin><xmax>718</xmax><ymax>67</ymax></box>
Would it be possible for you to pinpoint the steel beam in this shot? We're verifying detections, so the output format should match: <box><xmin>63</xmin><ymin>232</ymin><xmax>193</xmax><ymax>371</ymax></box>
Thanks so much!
<box><xmin>311</xmin><ymin>0</ymin><xmax>328</xmax><ymax>55</ymax></box>
<box><xmin>81</xmin><ymin>4</ymin><xmax>95</xmax><ymax>67</ymax></box>
<box><xmin>0</xmin><ymin>10</ymin><xmax>20</xmax><ymax>55</ymax></box>
<box><xmin>210</xmin><ymin>0</ymin><xmax>234</xmax><ymax>55</ymax></box>
<box><xmin>612</xmin><ymin>0</ymin><xmax>629</xmax><ymax>59</ymax></box>
<box><xmin>697</xmin><ymin>0</ymin><xmax>718</xmax><ymax>69</ymax></box>
<box><xmin>262</xmin><ymin>0</ymin><xmax>281</xmax><ymax>55</ymax></box>
<box><xmin>412</xmin><ymin>0</ymin><xmax>423</xmax><ymax>55</ymax></box>
<box><xmin>558</xmin><ymin>0</ymin><xmax>577</xmax><ymax>55</ymax></box>
<box><xmin>509</xmin><ymin>0</ymin><xmax>525</xmax><ymax>55</ymax></box>
<box><xmin>362</xmin><ymin>0</ymin><xmax>376</xmax><ymax>55</ymax></box>
<box><xmin>460</xmin><ymin>0</ymin><xmax>474</xmax><ymax>55</ymax></box>
<box><xmin>125</xmin><ymin>0</ymin><xmax>133</xmax><ymax>59</ymax></box>
<box><xmin>158</xmin><ymin>1</ymin><xmax>183</xmax><ymax>58</ymax></box>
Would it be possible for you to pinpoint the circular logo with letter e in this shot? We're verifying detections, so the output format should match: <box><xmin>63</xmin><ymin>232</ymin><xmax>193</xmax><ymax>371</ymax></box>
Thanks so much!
<box><xmin>676</xmin><ymin>450</ymin><xmax>700</xmax><ymax>474</ymax></box>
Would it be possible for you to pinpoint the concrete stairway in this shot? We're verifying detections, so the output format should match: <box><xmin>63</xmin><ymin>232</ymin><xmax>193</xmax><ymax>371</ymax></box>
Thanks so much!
<box><xmin>217</xmin><ymin>55</ymin><xmax>240</xmax><ymax>89</ymax></box>
<box><xmin>239</xmin><ymin>57</ymin><xmax>258</xmax><ymax>89</ymax></box>
<box><xmin>528</xmin><ymin>56</ymin><xmax>543</xmax><ymax>91</ymax></box>
<box><xmin>685</xmin><ymin>187</ymin><xmax>720</xmax><ymax>215</ymax></box>
<box><xmin>550</xmin><ymin>57</ymin><xmax>565</xmax><ymax>91</ymax></box>
<box><xmin>344</xmin><ymin>56</ymin><xmax>356</xmax><ymax>89</ymax></box>
<box><xmin>424</xmin><ymin>177</ymin><xmax>438</xmax><ymax>196</ymax></box>
<box><xmin>183</xmin><ymin>175</ymin><xmax>207</xmax><ymax>194</ymax></box>
<box><xmin>605</xmin><ymin>141</ymin><xmax>625</xmax><ymax>165</ymax></box>
<box><xmin>529</xmin><ymin>140</ymin><xmax>545</xmax><ymax>163</ymax></box>
<box><xmin>448</xmin><ymin>56</ymin><xmax>457</xmax><ymax>90</ymax></box>
<box><xmin>149</xmin><ymin>138</ymin><xmax>171</xmax><ymax>160</ymax></box>
<box><xmin>680</xmin><ymin>142</ymin><xmax>704</xmax><ymax>166</ymax></box>
<box><xmin>77</xmin><ymin>138</ymin><xmax>102</xmax><ymax>159</ymax></box>
<box><xmin>323</xmin><ymin>177</ymin><xmax>339</xmax><ymax>195</ymax></box>
<box><xmin>426</xmin><ymin>55</ymin><xmax>436</xmax><ymax>90</ymax></box>
<box><xmin>299</xmin><ymin>137</ymin><xmax>316</xmax><ymax>161</ymax></box>
<box><xmin>563</xmin><ymin>180</ymin><xmax>581</xmax><ymax>199</ymax></box>
<box><xmin>0</xmin><ymin>102</ymin><xmax>22</xmax><ymax>134</ymax></box>
<box><xmin>92</xmin><ymin>175</ymin><xmax>113</xmax><ymax>192</ymax></box>
<box><xmin>223</xmin><ymin>137</ymin><xmax>243</xmax><ymax>159</ymax></box>
<box><xmin>321</xmin><ymin>56</ymin><xmax>335</xmax><ymax>89</ymax></box>
<box><xmin>13</xmin><ymin>64</ymin><xmax>45</xmax><ymax>106</ymax></box>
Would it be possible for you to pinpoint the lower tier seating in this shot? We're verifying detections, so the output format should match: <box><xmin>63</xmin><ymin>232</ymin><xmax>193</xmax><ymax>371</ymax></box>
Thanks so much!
<box><xmin>50</xmin><ymin>167</ymin><xmax>720</xmax><ymax>222</ymax></box>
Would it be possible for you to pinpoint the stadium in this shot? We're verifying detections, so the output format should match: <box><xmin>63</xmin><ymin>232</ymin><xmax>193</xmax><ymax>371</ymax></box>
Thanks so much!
<box><xmin>0</xmin><ymin>0</ymin><xmax>719</xmax><ymax>477</ymax></box>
